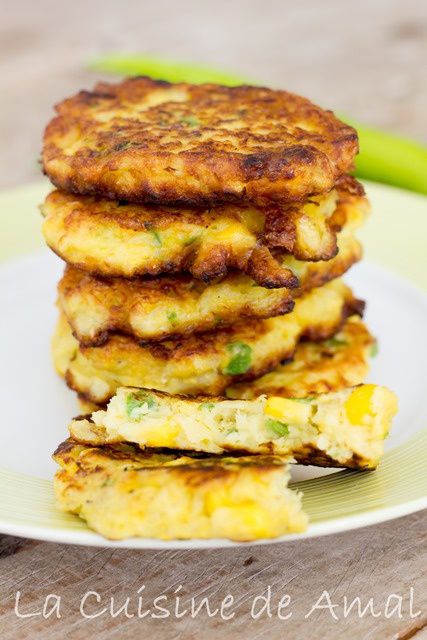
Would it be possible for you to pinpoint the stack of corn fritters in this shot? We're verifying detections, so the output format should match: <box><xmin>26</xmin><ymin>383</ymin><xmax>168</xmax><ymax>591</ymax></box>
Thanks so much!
<box><xmin>42</xmin><ymin>77</ymin><xmax>397</xmax><ymax>541</ymax></box>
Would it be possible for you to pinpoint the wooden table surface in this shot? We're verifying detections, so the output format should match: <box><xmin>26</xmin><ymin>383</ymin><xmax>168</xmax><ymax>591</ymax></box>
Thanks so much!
<box><xmin>0</xmin><ymin>1</ymin><xmax>426</xmax><ymax>638</ymax></box>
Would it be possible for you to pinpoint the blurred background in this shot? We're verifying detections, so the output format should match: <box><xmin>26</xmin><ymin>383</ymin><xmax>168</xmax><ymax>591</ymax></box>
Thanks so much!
<box><xmin>1</xmin><ymin>0</ymin><xmax>426</xmax><ymax>188</ymax></box>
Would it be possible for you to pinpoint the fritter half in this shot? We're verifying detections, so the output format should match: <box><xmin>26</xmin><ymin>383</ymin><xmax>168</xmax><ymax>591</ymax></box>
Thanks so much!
<box><xmin>70</xmin><ymin>384</ymin><xmax>397</xmax><ymax>470</ymax></box>
<box><xmin>53</xmin><ymin>440</ymin><xmax>307</xmax><ymax>540</ymax></box>
<box><xmin>53</xmin><ymin>280</ymin><xmax>362</xmax><ymax>404</ymax></box>
<box><xmin>41</xmin><ymin>181</ymin><xmax>367</xmax><ymax>285</ymax></box>
<box><xmin>58</xmin><ymin>229</ymin><xmax>362</xmax><ymax>346</ymax></box>
<box><xmin>43</xmin><ymin>77</ymin><xmax>358</xmax><ymax>207</ymax></box>
<box><xmin>227</xmin><ymin>316</ymin><xmax>374</xmax><ymax>399</ymax></box>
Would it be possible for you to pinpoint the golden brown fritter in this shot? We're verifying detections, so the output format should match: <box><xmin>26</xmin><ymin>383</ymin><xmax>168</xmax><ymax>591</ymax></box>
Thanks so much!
<box><xmin>53</xmin><ymin>439</ymin><xmax>307</xmax><ymax>540</ymax></box>
<box><xmin>41</xmin><ymin>182</ymin><xmax>368</xmax><ymax>285</ymax></box>
<box><xmin>74</xmin><ymin>316</ymin><xmax>374</xmax><ymax>414</ymax></box>
<box><xmin>58</xmin><ymin>229</ymin><xmax>362</xmax><ymax>346</ymax></box>
<box><xmin>43</xmin><ymin>77</ymin><xmax>358</xmax><ymax>207</ymax></box>
<box><xmin>227</xmin><ymin>316</ymin><xmax>374</xmax><ymax>399</ymax></box>
<box><xmin>53</xmin><ymin>280</ymin><xmax>362</xmax><ymax>404</ymax></box>
<box><xmin>59</xmin><ymin>269</ymin><xmax>294</xmax><ymax>346</ymax></box>
<box><xmin>69</xmin><ymin>383</ymin><xmax>397</xmax><ymax>470</ymax></box>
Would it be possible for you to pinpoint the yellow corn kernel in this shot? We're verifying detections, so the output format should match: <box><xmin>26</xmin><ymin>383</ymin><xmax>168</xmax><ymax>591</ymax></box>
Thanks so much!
<box><xmin>209</xmin><ymin>221</ymin><xmax>255</xmax><ymax>245</ymax></box>
<box><xmin>231</xmin><ymin>504</ymin><xmax>271</xmax><ymax>537</ymax></box>
<box><xmin>143</xmin><ymin>421</ymin><xmax>180</xmax><ymax>448</ymax></box>
<box><xmin>345</xmin><ymin>384</ymin><xmax>376</xmax><ymax>425</ymax></box>
<box><xmin>265</xmin><ymin>396</ymin><xmax>311</xmax><ymax>424</ymax></box>
<box><xmin>206</xmin><ymin>494</ymin><xmax>272</xmax><ymax>537</ymax></box>
<box><xmin>204</xmin><ymin>487</ymin><xmax>229</xmax><ymax>515</ymax></box>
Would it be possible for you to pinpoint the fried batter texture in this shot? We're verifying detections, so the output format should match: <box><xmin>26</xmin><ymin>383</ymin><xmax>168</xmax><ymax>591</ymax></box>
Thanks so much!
<box><xmin>43</xmin><ymin>77</ymin><xmax>358</xmax><ymax>206</ymax></box>
<box><xmin>53</xmin><ymin>441</ymin><xmax>307</xmax><ymax>540</ymax></box>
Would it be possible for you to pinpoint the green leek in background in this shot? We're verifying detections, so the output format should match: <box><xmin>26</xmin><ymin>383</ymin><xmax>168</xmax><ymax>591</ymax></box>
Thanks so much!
<box><xmin>90</xmin><ymin>54</ymin><xmax>427</xmax><ymax>195</ymax></box>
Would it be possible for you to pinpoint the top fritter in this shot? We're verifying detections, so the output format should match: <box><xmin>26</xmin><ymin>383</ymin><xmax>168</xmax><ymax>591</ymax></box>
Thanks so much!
<box><xmin>42</xmin><ymin>77</ymin><xmax>358</xmax><ymax>207</ymax></box>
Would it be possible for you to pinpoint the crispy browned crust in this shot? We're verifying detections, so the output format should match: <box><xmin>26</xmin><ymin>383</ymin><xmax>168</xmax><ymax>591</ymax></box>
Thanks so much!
<box><xmin>292</xmin><ymin>448</ymin><xmax>373</xmax><ymax>470</ymax></box>
<box><xmin>53</xmin><ymin>438</ymin><xmax>286</xmax><ymax>474</ymax></box>
<box><xmin>43</xmin><ymin>77</ymin><xmax>358</xmax><ymax>206</ymax></box>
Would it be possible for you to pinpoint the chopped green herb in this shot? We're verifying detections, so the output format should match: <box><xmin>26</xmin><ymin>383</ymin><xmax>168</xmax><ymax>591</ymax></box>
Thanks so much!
<box><xmin>150</xmin><ymin>230</ymin><xmax>162</xmax><ymax>246</ymax></box>
<box><xmin>183</xmin><ymin>235</ymin><xmax>199</xmax><ymax>246</ymax></box>
<box><xmin>324</xmin><ymin>337</ymin><xmax>348</xmax><ymax>348</ymax></box>
<box><xmin>223</xmin><ymin>342</ymin><xmax>252</xmax><ymax>375</ymax></box>
<box><xmin>180</xmin><ymin>115</ymin><xmax>200</xmax><ymax>127</ymax></box>
<box><xmin>143</xmin><ymin>221</ymin><xmax>162</xmax><ymax>246</ymax></box>
<box><xmin>370</xmin><ymin>342</ymin><xmax>379</xmax><ymax>357</ymax></box>
<box><xmin>226</xmin><ymin>426</ymin><xmax>238</xmax><ymax>435</ymax></box>
<box><xmin>126</xmin><ymin>391</ymin><xmax>157</xmax><ymax>420</ymax></box>
<box><xmin>114</xmin><ymin>140</ymin><xmax>134</xmax><ymax>151</ymax></box>
<box><xmin>265</xmin><ymin>419</ymin><xmax>289</xmax><ymax>438</ymax></box>
<box><xmin>198</xmin><ymin>402</ymin><xmax>216</xmax><ymax>412</ymax></box>
<box><xmin>167</xmin><ymin>310</ymin><xmax>178</xmax><ymax>325</ymax></box>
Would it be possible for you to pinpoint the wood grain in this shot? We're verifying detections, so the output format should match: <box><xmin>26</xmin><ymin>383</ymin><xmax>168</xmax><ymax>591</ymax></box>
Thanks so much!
<box><xmin>0</xmin><ymin>0</ymin><xmax>426</xmax><ymax>638</ymax></box>
<box><xmin>0</xmin><ymin>512</ymin><xmax>426</xmax><ymax>639</ymax></box>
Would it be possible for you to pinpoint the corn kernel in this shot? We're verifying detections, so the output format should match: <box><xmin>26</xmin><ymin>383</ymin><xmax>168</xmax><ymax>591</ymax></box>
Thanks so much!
<box><xmin>143</xmin><ymin>421</ymin><xmax>180</xmax><ymax>448</ymax></box>
<box><xmin>232</xmin><ymin>504</ymin><xmax>271</xmax><ymax>537</ymax></box>
<box><xmin>265</xmin><ymin>396</ymin><xmax>311</xmax><ymax>424</ymax></box>
<box><xmin>345</xmin><ymin>384</ymin><xmax>376</xmax><ymax>425</ymax></box>
<box><xmin>204</xmin><ymin>488</ymin><xmax>229</xmax><ymax>514</ymax></box>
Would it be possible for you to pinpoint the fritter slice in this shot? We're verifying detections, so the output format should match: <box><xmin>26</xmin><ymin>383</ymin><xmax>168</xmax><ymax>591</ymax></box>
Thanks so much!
<box><xmin>58</xmin><ymin>229</ymin><xmax>362</xmax><ymax>346</ymax></box>
<box><xmin>43</xmin><ymin>77</ymin><xmax>358</xmax><ymax>207</ymax></box>
<box><xmin>227</xmin><ymin>316</ymin><xmax>374</xmax><ymax>399</ymax></box>
<box><xmin>70</xmin><ymin>384</ymin><xmax>397</xmax><ymax>470</ymax></box>
<box><xmin>41</xmin><ymin>183</ymin><xmax>368</xmax><ymax>284</ymax></box>
<box><xmin>53</xmin><ymin>280</ymin><xmax>362</xmax><ymax>404</ymax></box>
<box><xmin>53</xmin><ymin>440</ymin><xmax>307</xmax><ymax>540</ymax></box>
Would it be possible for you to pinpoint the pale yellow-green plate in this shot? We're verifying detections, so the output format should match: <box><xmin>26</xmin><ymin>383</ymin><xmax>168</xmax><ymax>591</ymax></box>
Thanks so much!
<box><xmin>0</xmin><ymin>180</ymin><xmax>426</xmax><ymax>548</ymax></box>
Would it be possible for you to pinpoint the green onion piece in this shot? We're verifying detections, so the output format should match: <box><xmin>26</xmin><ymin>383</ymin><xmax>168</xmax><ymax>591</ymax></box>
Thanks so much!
<box><xmin>183</xmin><ymin>235</ymin><xmax>199</xmax><ymax>246</ymax></box>
<box><xmin>344</xmin><ymin>117</ymin><xmax>427</xmax><ymax>195</ymax></box>
<box><xmin>143</xmin><ymin>221</ymin><xmax>163</xmax><ymax>246</ymax></box>
<box><xmin>150</xmin><ymin>230</ymin><xmax>162</xmax><ymax>246</ymax></box>
<box><xmin>126</xmin><ymin>391</ymin><xmax>157</xmax><ymax>420</ymax></box>
<box><xmin>370</xmin><ymin>342</ymin><xmax>379</xmax><ymax>357</ymax></box>
<box><xmin>265</xmin><ymin>419</ymin><xmax>289</xmax><ymax>438</ymax></box>
<box><xmin>223</xmin><ymin>342</ymin><xmax>252</xmax><ymax>375</ymax></box>
<box><xmin>167</xmin><ymin>311</ymin><xmax>178</xmax><ymax>326</ymax></box>
<box><xmin>180</xmin><ymin>115</ymin><xmax>200</xmax><ymax>127</ymax></box>
<box><xmin>324</xmin><ymin>337</ymin><xmax>348</xmax><ymax>348</ymax></box>
<box><xmin>89</xmin><ymin>54</ymin><xmax>250</xmax><ymax>86</ymax></box>
<box><xmin>198</xmin><ymin>402</ymin><xmax>216</xmax><ymax>412</ymax></box>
